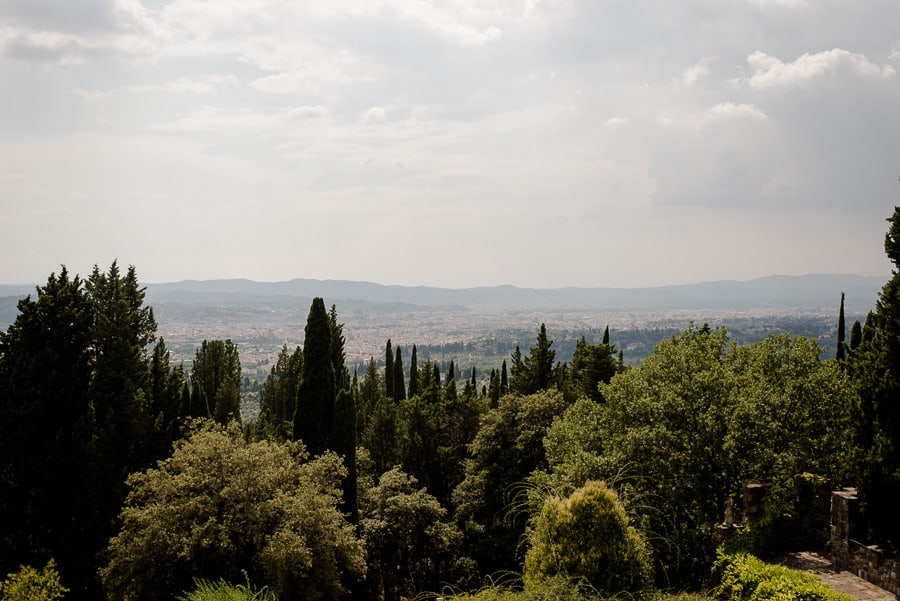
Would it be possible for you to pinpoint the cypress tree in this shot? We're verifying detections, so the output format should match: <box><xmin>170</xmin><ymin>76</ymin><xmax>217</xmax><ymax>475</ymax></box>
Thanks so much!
<box><xmin>602</xmin><ymin>325</ymin><xmax>610</xmax><ymax>345</ymax></box>
<box><xmin>294</xmin><ymin>297</ymin><xmax>335</xmax><ymax>455</ymax></box>
<box><xmin>850</xmin><ymin>319</ymin><xmax>863</xmax><ymax>351</ymax></box>
<box><xmin>329</xmin><ymin>304</ymin><xmax>350</xmax><ymax>393</ymax></box>
<box><xmin>471</xmin><ymin>366</ymin><xmax>477</xmax><ymax>390</ymax></box>
<box><xmin>837</xmin><ymin>292</ymin><xmax>846</xmax><ymax>361</ymax></box>
<box><xmin>500</xmin><ymin>359</ymin><xmax>509</xmax><ymax>395</ymax></box>
<box><xmin>331</xmin><ymin>388</ymin><xmax>358</xmax><ymax>523</ymax></box>
<box><xmin>433</xmin><ymin>362</ymin><xmax>440</xmax><ymax>389</ymax></box>
<box><xmin>394</xmin><ymin>346</ymin><xmax>406</xmax><ymax>401</ymax></box>
<box><xmin>385</xmin><ymin>339</ymin><xmax>394</xmax><ymax>400</ymax></box>
<box><xmin>408</xmin><ymin>344</ymin><xmax>419</xmax><ymax>397</ymax></box>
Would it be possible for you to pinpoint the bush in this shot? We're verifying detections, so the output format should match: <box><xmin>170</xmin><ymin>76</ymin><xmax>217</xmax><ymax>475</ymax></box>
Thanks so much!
<box><xmin>178</xmin><ymin>577</ymin><xmax>275</xmax><ymax>601</ymax></box>
<box><xmin>0</xmin><ymin>560</ymin><xmax>68</xmax><ymax>601</ymax></box>
<box><xmin>715</xmin><ymin>552</ymin><xmax>852</xmax><ymax>601</ymax></box>
<box><xmin>524</xmin><ymin>481</ymin><xmax>652</xmax><ymax>595</ymax></box>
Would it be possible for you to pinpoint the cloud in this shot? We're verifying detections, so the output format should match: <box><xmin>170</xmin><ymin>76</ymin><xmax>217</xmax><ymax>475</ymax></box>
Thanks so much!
<box><xmin>605</xmin><ymin>116</ymin><xmax>629</xmax><ymax>130</ymax></box>
<box><xmin>73</xmin><ymin>75</ymin><xmax>238</xmax><ymax>99</ymax></box>
<box><xmin>156</xmin><ymin>105</ymin><xmax>328</xmax><ymax>134</ymax></box>
<box><xmin>658</xmin><ymin>103</ymin><xmax>767</xmax><ymax>130</ymax></box>
<box><xmin>746</xmin><ymin>0</ymin><xmax>810</xmax><ymax>9</ymax></box>
<box><xmin>739</xmin><ymin>48</ymin><xmax>896</xmax><ymax>89</ymax></box>
<box><xmin>674</xmin><ymin>57</ymin><xmax>715</xmax><ymax>87</ymax></box>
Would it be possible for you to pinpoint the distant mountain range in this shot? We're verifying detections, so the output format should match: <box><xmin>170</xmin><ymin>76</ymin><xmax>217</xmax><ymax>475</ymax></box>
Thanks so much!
<box><xmin>0</xmin><ymin>274</ymin><xmax>885</xmax><ymax>324</ymax></box>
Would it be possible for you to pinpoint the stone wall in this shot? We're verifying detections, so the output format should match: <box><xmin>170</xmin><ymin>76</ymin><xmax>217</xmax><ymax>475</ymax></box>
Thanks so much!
<box><xmin>830</xmin><ymin>488</ymin><xmax>900</xmax><ymax>595</ymax></box>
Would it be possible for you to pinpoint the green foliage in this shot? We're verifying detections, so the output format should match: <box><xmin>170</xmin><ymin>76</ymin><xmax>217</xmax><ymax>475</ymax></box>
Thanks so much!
<box><xmin>360</xmin><ymin>468</ymin><xmax>462</xmax><ymax>599</ymax></box>
<box><xmin>569</xmin><ymin>335</ymin><xmax>618</xmax><ymax>403</ymax></box>
<box><xmin>715</xmin><ymin>552</ymin><xmax>851</xmax><ymax>601</ymax></box>
<box><xmin>510</xmin><ymin>325</ymin><xmax>556</xmax><ymax>395</ymax></box>
<box><xmin>542</xmin><ymin>326</ymin><xmax>855</xmax><ymax>585</ymax></box>
<box><xmin>453</xmin><ymin>390</ymin><xmax>568</xmax><ymax>576</ymax></box>
<box><xmin>524</xmin><ymin>481</ymin><xmax>652</xmax><ymax>594</ymax></box>
<box><xmin>191</xmin><ymin>339</ymin><xmax>242</xmax><ymax>424</ymax></box>
<box><xmin>258</xmin><ymin>345</ymin><xmax>302</xmax><ymax>441</ymax></box>
<box><xmin>0</xmin><ymin>560</ymin><xmax>68</xmax><ymax>601</ymax></box>
<box><xmin>849</xmin><ymin>207</ymin><xmax>900</xmax><ymax>548</ymax></box>
<box><xmin>295</xmin><ymin>297</ymin><xmax>336</xmax><ymax>455</ymax></box>
<box><xmin>178</xmin><ymin>576</ymin><xmax>274</xmax><ymax>601</ymax></box>
<box><xmin>101</xmin><ymin>420</ymin><xmax>364</xmax><ymax>601</ymax></box>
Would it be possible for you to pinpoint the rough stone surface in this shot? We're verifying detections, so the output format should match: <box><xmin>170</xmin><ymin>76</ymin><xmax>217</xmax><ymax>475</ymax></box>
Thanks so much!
<box><xmin>784</xmin><ymin>551</ymin><xmax>897</xmax><ymax>601</ymax></box>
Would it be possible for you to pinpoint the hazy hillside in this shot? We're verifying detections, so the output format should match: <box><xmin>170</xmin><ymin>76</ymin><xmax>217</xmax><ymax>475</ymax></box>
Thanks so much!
<box><xmin>0</xmin><ymin>274</ymin><xmax>884</xmax><ymax>332</ymax></box>
<box><xmin>143</xmin><ymin>273</ymin><xmax>882</xmax><ymax>311</ymax></box>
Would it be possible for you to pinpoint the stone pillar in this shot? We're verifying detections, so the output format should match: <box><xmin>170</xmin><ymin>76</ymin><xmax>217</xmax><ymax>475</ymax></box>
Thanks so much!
<box><xmin>831</xmin><ymin>487</ymin><xmax>858</xmax><ymax>570</ymax></box>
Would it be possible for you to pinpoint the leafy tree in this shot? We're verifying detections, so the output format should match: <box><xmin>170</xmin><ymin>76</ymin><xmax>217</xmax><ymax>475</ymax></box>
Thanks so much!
<box><xmin>295</xmin><ymin>298</ymin><xmax>335</xmax><ymax>455</ymax></box>
<box><xmin>363</xmin><ymin>395</ymin><xmax>401</xmax><ymax>475</ymax></box>
<box><xmin>453</xmin><ymin>390</ymin><xmax>568</xmax><ymax>576</ymax></box>
<box><xmin>524</xmin><ymin>481</ymin><xmax>652</xmax><ymax>594</ymax></box>
<box><xmin>543</xmin><ymin>326</ymin><xmax>854</xmax><ymax>585</ymax></box>
<box><xmin>360</xmin><ymin>468</ymin><xmax>461</xmax><ymax>601</ymax></box>
<box><xmin>191</xmin><ymin>340</ymin><xmax>241</xmax><ymax>424</ymax></box>
<box><xmin>101</xmin><ymin>421</ymin><xmax>364</xmax><ymax>601</ymax></box>
<box><xmin>0</xmin><ymin>559</ymin><xmax>68</xmax><ymax>601</ymax></box>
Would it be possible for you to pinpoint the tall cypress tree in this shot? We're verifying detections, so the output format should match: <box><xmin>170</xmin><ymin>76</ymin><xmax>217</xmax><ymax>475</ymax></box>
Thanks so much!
<box><xmin>385</xmin><ymin>339</ymin><xmax>394</xmax><ymax>401</ymax></box>
<box><xmin>500</xmin><ymin>359</ymin><xmax>509</xmax><ymax>395</ymax></box>
<box><xmin>394</xmin><ymin>346</ymin><xmax>406</xmax><ymax>401</ymax></box>
<box><xmin>850</xmin><ymin>320</ymin><xmax>863</xmax><ymax>351</ymax></box>
<box><xmin>408</xmin><ymin>344</ymin><xmax>419</xmax><ymax>397</ymax></box>
<box><xmin>602</xmin><ymin>325</ymin><xmax>610</xmax><ymax>345</ymax></box>
<box><xmin>837</xmin><ymin>292</ymin><xmax>847</xmax><ymax>361</ymax></box>
<box><xmin>294</xmin><ymin>297</ymin><xmax>335</xmax><ymax>455</ymax></box>
<box><xmin>331</xmin><ymin>388</ymin><xmax>358</xmax><ymax>523</ymax></box>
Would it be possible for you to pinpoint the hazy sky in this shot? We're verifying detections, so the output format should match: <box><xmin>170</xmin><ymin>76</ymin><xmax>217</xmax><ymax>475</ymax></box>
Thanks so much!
<box><xmin>2</xmin><ymin>0</ymin><xmax>899</xmax><ymax>288</ymax></box>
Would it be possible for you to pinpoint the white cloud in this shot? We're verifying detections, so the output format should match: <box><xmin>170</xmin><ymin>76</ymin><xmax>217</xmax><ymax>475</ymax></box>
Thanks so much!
<box><xmin>658</xmin><ymin>103</ymin><xmax>767</xmax><ymax>130</ymax></box>
<box><xmin>605</xmin><ymin>116</ymin><xmax>629</xmax><ymax>130</ymax></box>
<box><xmin>739</xmin><ymin>48</ymin><xmax>896</xmax><ymax>89</ymax></box>
<box><xmin>674</xmin><ymin>57</ymin><xmax>715</xmax><ymax>87</ymax></box>
<box><xmin>746</xmin><ymin>0</ymin><xmax>810</xmax><ymax>9</ymax></box>
<box><xmin>360</xmin><ymin>106</ymin><xmax>387</xmax><ymax>124</ymax></box>
<box><xmin>73</xmin><ymin>75</ymin><xmax>238</xmax><ymax>99</ymax></box>
<box><xmin>156</xmin><ymin>105</ymin><xmax>327</xmax><ymax>134</ymax></box>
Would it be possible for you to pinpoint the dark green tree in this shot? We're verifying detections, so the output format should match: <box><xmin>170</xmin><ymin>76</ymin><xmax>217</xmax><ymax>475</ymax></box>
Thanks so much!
<box><xmin>259</xmin><ymin>345</ymin><xmax>303</xmax><ymax>441</ymax></box>
<box><xmin>570</xmin><ymin>335</ymin><xmax>618</xmax><ymax>403</ymax></box>
<box><xmin>385</xmin><ymin>339</ymin><xmax>394</xmax><ymax>401</ymax></box>
<box><xmin>850</xmin><ymin>320</ymin><xmax>863</xmax><ymax>351</ymax></box>
<box><xmin>408</xmin><ymin>344</ymin><xmax>419</xmax><ymax>397</ymax></box>
<box><xmin>295</xmin><ymin>298</ymin><xmax>335</xmax><ymax>456</ymax></box>
<box><xmin>0</xmin><ymin>268</ymin><xmax>94</xmax><ymax>593</ymax></box>
<box><xmin>837</xmin><ymin>292</ymin><xmax>846</xmax><ymax>361</ymax></box>
<box><xmin>453</xmin><ymin>390</ymin><xmax>568</xmax><ymax>576</ymax></box>
<box><xmin>393</xmin><ymin>347</ymin><xmax>406</xmax><ymax>401</ymax></box>
<box><xmin>510</xmin><ymin>325</ymin><xmax>556</xmax><ymax>395</ymax></box>
<box><xmin>332</xmin><ymin>388</ymin><xmax>359</xmax><ymax>524</ymax></box>
<box><xmin>191</xmin><ymin>339</ymin><xmax>241</xmax><ymax>424</ymax></box>
<box><xmin>500</xmin><ymin>359</ymin><xmax>509</xmax><ymax>395</ymax></box>
<box><xmin>850</xmin><ymin>207</ymin><xmax>900</xmax><ymax>549</ymax></box>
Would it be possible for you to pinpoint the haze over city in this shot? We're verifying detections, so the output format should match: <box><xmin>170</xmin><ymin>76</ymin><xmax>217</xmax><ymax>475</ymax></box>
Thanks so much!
<box><xmin>2</xmin><ymin>0</ymin><xmax>899</xmax><ymax>288</ymax></box>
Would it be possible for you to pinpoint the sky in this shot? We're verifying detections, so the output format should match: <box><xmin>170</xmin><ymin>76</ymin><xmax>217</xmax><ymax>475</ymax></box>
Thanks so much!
<box><xmin>1</xmin><ymin>0</ymin><xmax>899</xmax><ymax>289</ymax></box>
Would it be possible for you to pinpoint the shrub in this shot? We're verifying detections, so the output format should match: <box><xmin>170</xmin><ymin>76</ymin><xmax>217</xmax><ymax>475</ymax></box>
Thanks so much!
<box><xmin>715</xmin><ymin>552</ymin><xmax>852</xmax><ymax>601</ymax></box>
<box><xmin>0</xmin><ymin>559</ymin><xmax>68</xmax><ymax>601</ymax></box>
<box><xmin>524</xmin><ymin>480</ymin><xmax>652</xmax><ymax>594</ymax></box>
<box><xmin>178</xmin><ymin>577</ymin><xmax>275</xmax><ymax>601</ymax></box>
